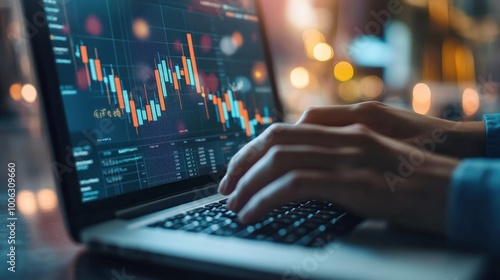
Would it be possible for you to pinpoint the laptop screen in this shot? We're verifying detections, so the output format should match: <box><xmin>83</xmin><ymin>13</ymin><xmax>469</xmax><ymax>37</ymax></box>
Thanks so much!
<box><xmin>43</xmin><ymin>0</ymin><xmax>278</xmax><ymax>203</ymax></box>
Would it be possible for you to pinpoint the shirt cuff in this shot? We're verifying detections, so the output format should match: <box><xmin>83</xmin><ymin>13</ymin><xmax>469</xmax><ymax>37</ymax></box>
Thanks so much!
<box><xmin>449</xmin><ymin>159</ymin><xmax>500</xmax><ymax>255</ymax></box>
<box><xmin>483</xmin><ymin>114</ymin><xmax>500</xmax><ymax>158</ymax></box>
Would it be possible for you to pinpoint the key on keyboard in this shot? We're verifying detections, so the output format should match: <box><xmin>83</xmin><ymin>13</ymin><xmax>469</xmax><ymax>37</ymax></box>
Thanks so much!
<box><xmin>147</xmin><ymin>199</ymin><xmax>361</xmax><ymax>247</ymax></box>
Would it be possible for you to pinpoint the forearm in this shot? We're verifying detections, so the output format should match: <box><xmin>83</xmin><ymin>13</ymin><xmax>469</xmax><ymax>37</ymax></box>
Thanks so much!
<box><xmin>440</xmin><ymin>121</ymin><xmax>486</xmax><ymax>159</ymax></box>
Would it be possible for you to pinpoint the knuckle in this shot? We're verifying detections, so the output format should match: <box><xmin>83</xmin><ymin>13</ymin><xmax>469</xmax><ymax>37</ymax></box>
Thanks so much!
<box><xmin>355</xmin><ymin>101</ymin><xmax>385</xmax><ymax>114</ymax></box>
<box><xmin>349</xmin><ymin>124</ymin><xmax>379</xmax><ymax>147</ymax></box>
<box><xmin>352</xmin><ymin>123</ymin><xmax>372</xmax><ymax>135</ymax></box>
<box><xmin>267</xmin><ymin>145</ymin><xmax>288</xmax><ymax>162</ymax></box>
<box><xmin>228</xmin><ymin>151</ymin><xmax>243</xmax><ymax>168</ymax></box>
<box><xmin>285</xmin><ymin>171</ymin><xmax>306</xmax><ymax>192</ymax></box>
<box><xmin>267</xmin><ymin>123</ymin><xmax>286</xmax><ymax>134</ymax></box>
<box><xmin>301</xmin><ymin>106</ymin><xmax>320</xmax><ymax>122</ymax></box>
<box><xmin>265</xmin><ymin>123</ymin><xmax>288</xmax><ymax>142</ymax></box>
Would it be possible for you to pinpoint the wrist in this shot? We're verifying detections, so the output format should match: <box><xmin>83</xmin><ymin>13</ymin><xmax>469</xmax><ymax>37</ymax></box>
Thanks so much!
<box><xmin>413</xmin><ymin>154</ymin><xmax>459</xmax><ymax>235</ymax></box>
<box><xmin>443</xmin><ymin>121</ymin><xmax>486</xmax><ymax>158</ymax></box>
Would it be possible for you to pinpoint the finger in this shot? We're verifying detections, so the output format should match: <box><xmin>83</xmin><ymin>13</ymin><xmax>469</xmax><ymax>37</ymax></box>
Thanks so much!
<box><xmin>297</xmin><ymin>102</ymin><xmax>388</xmax><ymax>127</ymax></box>
<box><xmin>238</xmin><ymin>169</ymin><xmax>384</xmax><ymax>224</ymax></box>
<box><xmin>226</xmin><ymin>145</ymin><xmax>362</xmax><ymax>212</ymax></box>
<box><xmin>218</xmin><ymin>124</ymin><xmax>368</xmax><ymax>195</ymax></box>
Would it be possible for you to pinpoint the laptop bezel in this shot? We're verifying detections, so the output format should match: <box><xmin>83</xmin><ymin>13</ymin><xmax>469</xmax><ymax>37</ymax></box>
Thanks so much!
<box><xmin>22</xmin><ymin>0</ymin><xmax>283</xmax><ymax>241</ymax></box>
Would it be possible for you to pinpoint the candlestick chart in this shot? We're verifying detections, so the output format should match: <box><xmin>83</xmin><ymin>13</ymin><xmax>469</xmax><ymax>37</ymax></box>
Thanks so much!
<box><xmin>75</xmin><ymin>33</ymin><xmax>272</xmax><ymax>138</ymax></box>
<box><xmin>45</xmin><ymin>0</ymin><xmax>279</xmax><ymax>201</ymax></box>
<box><xmin>50</xmin><ymin>0</ymin><xmax>276</xmax><ymax>144</ymax></box>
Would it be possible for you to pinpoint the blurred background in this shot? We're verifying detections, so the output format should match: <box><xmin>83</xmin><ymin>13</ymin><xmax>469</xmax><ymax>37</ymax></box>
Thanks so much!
<box><xmin>260</xmin><ymin>0</ymin><xmax>500</xmax><ymax>121</ymax></box>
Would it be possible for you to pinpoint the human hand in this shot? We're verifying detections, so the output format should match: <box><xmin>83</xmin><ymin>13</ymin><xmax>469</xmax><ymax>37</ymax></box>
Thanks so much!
<box><xmin>298</xmin><ymin>102</ymin><xmax>486</xmax><ymax>159</ymax></box>
<box><xmin>218</xmin><ymin>123</ymin><xmax>460</xmax><ymax>235</ymax></box>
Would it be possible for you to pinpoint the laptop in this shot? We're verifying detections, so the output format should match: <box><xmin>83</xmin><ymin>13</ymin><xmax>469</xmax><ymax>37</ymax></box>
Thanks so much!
<box><xmin>23</xmin><ymin>0</ymin><xmax>486</xmax><ymax>279</ymax></box>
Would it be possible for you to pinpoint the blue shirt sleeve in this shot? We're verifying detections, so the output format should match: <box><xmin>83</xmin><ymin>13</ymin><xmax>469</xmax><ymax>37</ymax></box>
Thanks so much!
<box><xmin>449</xmin><ymin>159</ymin><xmax>500</xmax><ymax>254</ymax></box>
<box><xmin>448</xmin><ymin>114</ymin><xmax>500</xmax><ymax>255</ymax></box>
<box><xmin>484</xmin><ymin>114</ymin><xmax>500</xmax><ymax>158</ymax></box>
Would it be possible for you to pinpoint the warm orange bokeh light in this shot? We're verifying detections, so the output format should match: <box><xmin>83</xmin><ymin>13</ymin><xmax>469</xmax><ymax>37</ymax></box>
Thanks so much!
<box><xmin>462</xmin><ymin>88</ymin><xmax>480</xmax><ymax>116</ymax></box>
<box><xmin>338</xmin><ymin>80</ymin><xmax>361</xmax><ymax>103</ymax></box>
<box><xmin>21</xmin><ymin>84</ymin><xmax>37</xmax><ymax>103</ymax></box>
<box><xmin>313</xmin><ymin>43</ymin><xmax>334</xmax><ymax>62</ymax></box>
<box><xmin>412</xmin><ymin>83</ymin><xmax>432</xmax><ymax>115</ymax></box>
<box><xmin>252</xmin><ymin>62</ymin><xmax>268</xmax><ymax>85</ymax></box>
<box><xmin>334</xmin><ymin>62</ymin><xmax>354</xmax><ymax>82</ymax></box>
<box><xmin>232</xmin><ymin>32</ymin><xmax>244</xmax><ymax>48</ymax></box>
<box><xmin>37</xmin><ymin>189</ymin><xmax>58</xmax><ymax>212</ymax></box>
<box><xmin>303</xmin><ymin>29</ymin><xmax>326</xmax><ymax>59</ymax></box>
<box><xmin>9</xmin><ymin>83</ymin><xmax>23</xmax><ymax>101</ymax></box>
<box><xmin>412</xmin><ymin>83</ymin><xmax>432</xmax><ymax>103</ymax></box>
<box><xmin>360</xmin><ymin>76</ymin><xmax>384</xmax><ymax>100</ymax></box>
<box><xmin>18</xmin><ymin>190</ymin><xmax>37</xmax><ymax>216</ymax></box>
<box><xmin>133</xmin><ymin>18</ymin><xmax>150</xmax><ymax>40</ymax></box>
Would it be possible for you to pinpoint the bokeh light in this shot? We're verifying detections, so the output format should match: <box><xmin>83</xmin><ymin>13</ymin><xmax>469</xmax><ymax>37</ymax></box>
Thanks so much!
<box><xmin>290</xmin><ymin>67</ymin><xmax>310</xmax><ymax>89</ymax></box>
<box><xmin>232</xmin><ymin>32</ymin><xmax>244</xmax><ymax>48</ymax></box>
<box><xmin>338</xmin><ymin>80</ymin><xmax>361</xmax><ymax>103</ymax></box>
<box><xmin>132</xmin><ymin>18</ymin><xmax>150</xmax><ymax>40</ymax></box>
<box><xmin>85</xmin><ymin>15</ymin><xmax>102</xmax><ymax>36</ymax></box>
<box><xmin>220</xmin><ymin>36</ymin><xmax>238</xmax><ymax>56</ymax></box>
<box><xmin>9</xmin><ymin>83</ymin><xmax>23</xmax><ymax>101</ymax></box>
<box><xmin>199</xmin><ymin>73</ymin><xmax>220</xmax><ymax>93</ymax></box>
<box><xmin>303</xmin><ymin>29</ymin><xmax>325</xmax><ymax>58</ymax></box>
<box><xmin>18</xmin><ymin>190</ymin><xmax>37</xmax><ymax>216</ymax></box>
<box><xmin>21</xmin><ymin>84</ymin><xmax>38</xmax><ymax>103</ymax></box>
<box><xmin>429</xmin><ymin>0</ymin><xmax>449</xmax><ymax>28</ymax></box>
<box><xmin>313</xmin><ymin>43</ymin><xmax>334</xmax><ymax>62</ymax></box>
<box><xmin>76</xmin><ymin>68</ymin><xmax>89</xmax><ymax>90</ymax></box>
<box><xmin>455</xmin><ymin>44</ymin><xmax>475</xmax><ymax>85</ymax></box>
<box><xmin>173</xmin><ymin>39</ymin><xmax>183</xmax><ymax>52</ymax></box>
<box><xmin>287</xmin><ymin>0</ymin><xmax>315</xmax><ymax>29</ymax></box>
<box><xmin>412</xmin><ymin>83</ymin><xmax>432</xmax><ymax>115</ymax></box>
<box><xmin>233</xmin><ymin>76</ymin><xmax>253</xmax><ymax>93</ymax></box>
<box><xmin>252</xmin><ymin>62</ymin><xmax>268</xmax><ymax>85</ymax></box>
<box><xmin>334</xmin><ymin>61</ymin><xmax>354</xmax><ymax>82</ymax></box>
<box><xmin>303</xmin><ymin>29</ymin><xmax>325</xmax><ymax>45</ymax></box>
<box><xmin>412</xmin><ymin>83</ymin><xmax>431</xmax><ymax>103</ymax></box>
<box><xmin>200</xmin><ymin>35</ymin><xmax>213</xmax><ymax>53</ymax></box>
<box><xmin>37</xmin><ymin>189</ymin><xmax>58</xmax><ymax>212</ymax></box>
<box><xmin>462</xmin><ymin>88</ymin><xmax>480</xmax><ymax>116</ymax></box>
<box><xmin>413</xmin><ymin>99</ymin><xmax>431</xmax><ymax>115</ymax></box>
<box><xmin>360</xmin><ymin>76</ymin><xmax>384</xmax><ymax>100</ymax></box>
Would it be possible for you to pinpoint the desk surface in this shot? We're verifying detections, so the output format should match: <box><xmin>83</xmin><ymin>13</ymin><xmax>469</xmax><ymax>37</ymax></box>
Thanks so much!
<box><xmin>0</xmin><ymin>114</ymin><xmax>498</xmax><ymax>280</ymax></box>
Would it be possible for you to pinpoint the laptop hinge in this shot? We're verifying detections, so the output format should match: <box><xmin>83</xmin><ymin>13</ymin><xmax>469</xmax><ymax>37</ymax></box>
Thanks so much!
<box><xmin>115</xmin><ymin>184</ymin><xmax>218</xmax><ymax>219</ymax></box>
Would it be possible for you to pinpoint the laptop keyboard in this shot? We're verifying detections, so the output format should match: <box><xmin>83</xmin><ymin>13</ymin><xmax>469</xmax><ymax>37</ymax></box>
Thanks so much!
<box><xmin>147</xmin><ymin>199</ymin><xmax>361</xmax><ymax>247</ymax></box>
